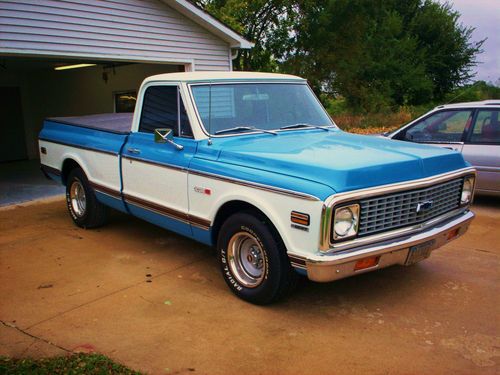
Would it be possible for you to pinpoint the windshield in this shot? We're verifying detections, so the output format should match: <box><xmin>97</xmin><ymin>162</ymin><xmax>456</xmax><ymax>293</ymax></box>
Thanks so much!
<box><xmin>190</xmin><ymin>83</ymin><xmax>335</xmax><ymax>135</ymax></box>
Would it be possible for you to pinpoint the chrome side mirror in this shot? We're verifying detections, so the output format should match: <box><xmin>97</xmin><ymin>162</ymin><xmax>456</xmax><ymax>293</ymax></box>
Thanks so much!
<box><xmin>154</xmin><ymin>128</ymin><xmax>184</xmax><ymax>150</ymax></box>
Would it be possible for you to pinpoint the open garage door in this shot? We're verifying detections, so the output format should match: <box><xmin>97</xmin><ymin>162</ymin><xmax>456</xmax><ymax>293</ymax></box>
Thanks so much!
<box><xmin>0</xmin><ymin>57</ymin><xmax>184</xmax><ymax>160</ymax></box>
<box><xmin>0</xmin><ymin>87</ymin><xmax>27</xmax><ymax>162</ymax></box>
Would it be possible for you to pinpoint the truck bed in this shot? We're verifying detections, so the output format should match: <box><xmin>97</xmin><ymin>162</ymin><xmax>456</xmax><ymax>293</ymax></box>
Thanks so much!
<box><xmin>48</xmin><ymin>113</ymin><xmax>133</xmax><ymax>134</ymax></box>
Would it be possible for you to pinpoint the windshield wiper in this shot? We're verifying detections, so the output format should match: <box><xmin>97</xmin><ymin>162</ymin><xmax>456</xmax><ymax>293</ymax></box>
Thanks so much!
<box><xmin>280</xmin><ymin>123</ymin><xmax>332</xmax><ymax>131</ymax></box>
<box><xmin>214</xmin><ymin>126</ymin><xmax>277</xmax><ymax>135</ymax></box>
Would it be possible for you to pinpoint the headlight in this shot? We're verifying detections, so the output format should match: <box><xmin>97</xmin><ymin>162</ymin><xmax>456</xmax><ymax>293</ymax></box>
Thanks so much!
<box><xmin>461</xmin><ymin>176</ymin><xmax>475</xmax><ymax>205</ymax></box>
<box><xmin>333</xmin><ymin>204</ymin><xmax>360</xmax><ymax>240</ymax></box>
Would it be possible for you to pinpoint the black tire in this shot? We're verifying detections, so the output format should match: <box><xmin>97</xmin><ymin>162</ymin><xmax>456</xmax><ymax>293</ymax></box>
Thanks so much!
<box><xmin>217</xmin><ymin>211</ymin><xmax>298</xmax><ymax>305</ymax></box>
<box><xmin>66</xmin><ymin>168</ymin><xmax>108</xmax><ymax>229</ymax></box>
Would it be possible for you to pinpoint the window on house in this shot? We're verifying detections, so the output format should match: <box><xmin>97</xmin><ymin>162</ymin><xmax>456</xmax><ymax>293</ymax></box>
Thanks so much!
<box><xmin>114</xmin><ymin>91</ymin><xmax>137</xmax><ymax>113</ymax></box>
<box><xmin>138</xmin><ymin>86</ymin><xmax>193</xmax><ymax>137</ymax></box>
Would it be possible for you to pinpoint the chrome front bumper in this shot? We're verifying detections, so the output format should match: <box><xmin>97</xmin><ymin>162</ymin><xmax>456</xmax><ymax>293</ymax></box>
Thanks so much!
<box><xmin>305</xmin><ymin>210</ymin><xmax>474</xmax><ymax>282</ymax></box>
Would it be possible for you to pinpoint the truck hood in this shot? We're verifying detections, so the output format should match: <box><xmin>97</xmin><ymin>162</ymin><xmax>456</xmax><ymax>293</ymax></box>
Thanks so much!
<box><xmin>200</xmin><ymin>129</ymin><xmax>468</xmax><ymax>196</ymax></box>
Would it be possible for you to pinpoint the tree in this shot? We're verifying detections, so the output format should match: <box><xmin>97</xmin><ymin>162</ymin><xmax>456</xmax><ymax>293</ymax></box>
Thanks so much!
<box><xmin>408</xmin><ymin>1</ymin><xmax>484</xmax><ymax>98</ymax></box>
<box><xmin>195</xmin><ymin>0</ymin><xmax>484</xmax><ymax>112</ymax></box>
<box><xmin>282</xmin><ymin>0</ymin><xmax>436</xmax><ymax>111</ymax></box>
<box><xmin>284</xmin><ymin>0</ymin><xmax>484</xmax><ymax>111</ymax></box>
<box><xmin>444</xmin><ymin>81</ymin><xmax>500</xmax><ymax>103</ymax></box>
<box><xmin>193</xmin><ymin>0</ymin><xmax>298</xmax><ymax>71</ymax></box>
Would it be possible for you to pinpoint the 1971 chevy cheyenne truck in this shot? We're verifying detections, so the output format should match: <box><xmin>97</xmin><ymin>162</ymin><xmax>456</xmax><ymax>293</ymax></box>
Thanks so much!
<box><xmin>39</xmin><ymin>72</ymin><xmax>476</xmax><ymax>304</ymax></box>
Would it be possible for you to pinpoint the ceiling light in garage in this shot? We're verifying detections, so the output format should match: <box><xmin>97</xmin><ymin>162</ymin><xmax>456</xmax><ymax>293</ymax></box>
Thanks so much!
<box><xmin>54</xmin><ymin>63</ymin><xmax>96</xmax><ymax>71</ymax></box>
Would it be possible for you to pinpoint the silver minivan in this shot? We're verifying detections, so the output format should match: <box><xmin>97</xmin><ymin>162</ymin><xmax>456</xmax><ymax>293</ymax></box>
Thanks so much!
<box><xmin>385</xmin><ymin>100</ymin><xmax>500</xmax><ymax>196</ymax></box>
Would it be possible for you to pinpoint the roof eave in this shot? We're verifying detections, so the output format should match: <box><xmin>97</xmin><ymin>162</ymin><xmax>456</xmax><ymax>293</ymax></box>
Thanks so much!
<box><xmin>163</xmin><ymin>0</ymin><xmax>254</xmax><ymax>49</ymax></box>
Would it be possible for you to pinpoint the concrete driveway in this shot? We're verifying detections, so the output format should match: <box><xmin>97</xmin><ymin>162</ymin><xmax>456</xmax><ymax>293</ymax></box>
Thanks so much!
<box><xmin>1</xmin><ymin>197</ymin><xmax>499</xmax><ymax>374</ymax></box>
<box><xmin>0</xmin><ymin>160</ymin><xmax>64</xmax><ymax>207</ymax></box>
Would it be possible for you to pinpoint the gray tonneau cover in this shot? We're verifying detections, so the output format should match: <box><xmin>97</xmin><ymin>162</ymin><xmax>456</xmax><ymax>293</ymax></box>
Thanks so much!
<box><xmin>48</xmin><ymin>113</ymin><xmax>133</xmax><ymax>134</ymax></box>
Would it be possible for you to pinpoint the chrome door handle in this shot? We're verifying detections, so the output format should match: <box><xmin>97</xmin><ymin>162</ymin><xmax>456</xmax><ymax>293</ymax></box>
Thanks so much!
<box><xmin>127</xmin><ymin>148</ymin><xmax>141</xmax><ymax>154</ymax></box>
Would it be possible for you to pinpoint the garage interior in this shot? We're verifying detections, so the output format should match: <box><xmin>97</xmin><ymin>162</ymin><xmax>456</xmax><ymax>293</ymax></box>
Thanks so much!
<box><xmin>0</xmin><ymin>56</ymin><xmax>183</xmax><ymax>205</ymax></box>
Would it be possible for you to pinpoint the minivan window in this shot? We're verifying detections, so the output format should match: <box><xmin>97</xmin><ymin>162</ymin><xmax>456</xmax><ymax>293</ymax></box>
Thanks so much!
<box><xmin>470</xmin><ymin>109</ymin><xmax>500</xmax><ymax>144</ymax></box>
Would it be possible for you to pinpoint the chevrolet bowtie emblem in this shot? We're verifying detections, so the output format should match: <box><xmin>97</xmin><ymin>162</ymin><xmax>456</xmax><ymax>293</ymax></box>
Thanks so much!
<box><xmin>416</xmin><ymin>200</ymin><xmax>433</xmax><ymax>213</ymax></box>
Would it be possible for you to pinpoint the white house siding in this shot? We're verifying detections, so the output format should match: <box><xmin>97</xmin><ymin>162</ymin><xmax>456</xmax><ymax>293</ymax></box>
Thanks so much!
<box><xmin>0</xmin><ymin>0</ymin><xmax>232</xmax><ymax>71</ymax></box>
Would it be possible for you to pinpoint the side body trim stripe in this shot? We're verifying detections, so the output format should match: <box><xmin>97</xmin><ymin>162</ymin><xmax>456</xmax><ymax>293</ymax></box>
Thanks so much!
<box><xmin>123</xmin><ymin>154</ymin><xmax>320</xmax><ymax>201</ymax></box>
<box><xmin>90</xmin><ymin>182</ymin><xmax>121</xmax><ymax>199</ymax></box>
<box><xmin>123</xmin><ymin>193</ymin><xmax>211</xmax><ymax>230</ymax></box>
<box><xmin>39</xmin><ymin>138</ymin><xmax>119</xmax><ymax>156</ymax></box>
<box><xmin>122</xmin><ymin>155</ymin><xmax>187</xmax><ymax>172</ymax></box>
<box><xmin>188</xmin><ymin>169</ymin><xmax>320</xmax><ymax>201</ymax></box>
<box><xmin>90</xmin><ymin>182</ymin><xmax>210</xmax><ymax>230</ymax></box>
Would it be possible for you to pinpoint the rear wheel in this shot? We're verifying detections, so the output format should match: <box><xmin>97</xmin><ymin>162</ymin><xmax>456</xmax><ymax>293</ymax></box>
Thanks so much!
<box><xmin>217</xmin><ymin>211</ymin><xmax>297</xmax><ymax>304</ymax></box>
<box><xmin>66</xmin><ymin>168</ymin><xmax>108</xmax><ymax>228</ymax></box>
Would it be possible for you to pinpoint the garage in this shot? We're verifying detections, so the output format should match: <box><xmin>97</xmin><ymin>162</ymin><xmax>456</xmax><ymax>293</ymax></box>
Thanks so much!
<box><xmin>0</xmin><ymin>0</ymin><xmax>251</xmax><ymax>204</ymax></box>
<box><xmin>0</xmin><ymin>59</ymin><xmax>185</xmax><ymax>162</ymax></box>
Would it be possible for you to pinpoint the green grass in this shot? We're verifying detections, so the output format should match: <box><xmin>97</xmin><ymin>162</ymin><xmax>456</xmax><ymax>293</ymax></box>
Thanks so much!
<box><xmin>0</xmin><ymin>354</ymin><xmax>142</xmax><ymax>375</ymax></box>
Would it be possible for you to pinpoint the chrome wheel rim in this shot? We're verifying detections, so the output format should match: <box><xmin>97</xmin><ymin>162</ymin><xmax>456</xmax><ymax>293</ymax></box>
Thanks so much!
<box><xmin>227</xmin><ymin>232</ymin><xmax>266</xmax><ymax>288</ymax></box>
<box><xmin>70</xmin><ymin>179</ymin><xmax>86</xmax><ymax>217</ymax></box>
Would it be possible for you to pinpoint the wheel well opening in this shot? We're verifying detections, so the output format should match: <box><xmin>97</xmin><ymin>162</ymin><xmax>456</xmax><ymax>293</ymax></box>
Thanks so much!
<box><xmin>211</xmin><ymin>200</ymin><xmax>279</xmax><ymax>246</ymax></box>
<box><xmin>61</xmin><ymin>159</ymin><xmax>81</xmax><ymax>186</ymax></box>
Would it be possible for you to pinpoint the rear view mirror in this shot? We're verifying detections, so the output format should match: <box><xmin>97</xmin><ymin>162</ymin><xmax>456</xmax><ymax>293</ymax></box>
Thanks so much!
<box><xmin>154</xmin><ymin>128</ymin><xmax>184</xmax><ymax>150</ymax></box>
<box><xmin>154</xmin><ymin>128</ymin><xmax>173</xmax><ymax>143</ymax></box>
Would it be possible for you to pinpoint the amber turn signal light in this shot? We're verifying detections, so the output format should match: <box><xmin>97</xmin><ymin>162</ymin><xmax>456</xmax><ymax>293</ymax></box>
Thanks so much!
<box><xmin>291</xmin><ymin>211</ymin><xmax>310</xmax><ymax>226</ymax></box>
<box><xmin>354</xmin><ymin>256</ymin><xmax>380</xmax><ymax>271</ymax></box>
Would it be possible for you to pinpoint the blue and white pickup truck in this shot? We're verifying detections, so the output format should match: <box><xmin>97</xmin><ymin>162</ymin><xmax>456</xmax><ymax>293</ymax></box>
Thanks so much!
<box><xmin>39</xmin><ymin>72</ymin><xmax>476</xmax><ymax>304</ymax></box>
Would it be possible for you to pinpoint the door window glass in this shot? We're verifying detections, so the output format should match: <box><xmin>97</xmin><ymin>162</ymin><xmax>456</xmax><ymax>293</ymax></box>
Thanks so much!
<box><xmin>470</xmin><ymin>109</ymin><xmax>500</xmax><ymax>144</ymax></box>
<box><xmin>404</xmin><ymin>110</ymin><xmax>472</xmax><ymax>142</ymax></box>
<box><xmin>139</xmin><ymin>86</ymin><xmax>193</xmax><ymax>137</ymax></box>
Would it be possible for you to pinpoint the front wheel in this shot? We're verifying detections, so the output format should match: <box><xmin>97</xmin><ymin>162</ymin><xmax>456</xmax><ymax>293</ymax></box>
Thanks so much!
<box><xmin>217</xmin><ymin>212</ymin><xmax>297</xmax><ymax>304</ymax></box>
<box><xmin>66</xmin><ymin>168</ymin><xmax>108</xmax><ymax>228</ymax></box>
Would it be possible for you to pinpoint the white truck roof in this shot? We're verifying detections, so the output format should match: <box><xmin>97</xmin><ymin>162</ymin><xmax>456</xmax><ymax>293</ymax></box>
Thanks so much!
<box><xmin>142</xmin><ymin>71</ymin><xmax>305</xmax><ymax>84</ymax></box>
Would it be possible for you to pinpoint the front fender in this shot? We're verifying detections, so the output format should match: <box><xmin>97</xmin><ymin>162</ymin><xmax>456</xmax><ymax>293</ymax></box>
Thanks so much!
<box><xmin>188</xmin><ymin>172</ymin><xmax>326</xmax><ymax>257</ymax></box>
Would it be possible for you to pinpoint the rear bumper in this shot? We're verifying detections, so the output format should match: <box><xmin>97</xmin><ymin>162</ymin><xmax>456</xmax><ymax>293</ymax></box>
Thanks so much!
<box><xmin>304</xmin><ymin>210</ymin><xmax>474</xmax><ymax>282</ymax></box>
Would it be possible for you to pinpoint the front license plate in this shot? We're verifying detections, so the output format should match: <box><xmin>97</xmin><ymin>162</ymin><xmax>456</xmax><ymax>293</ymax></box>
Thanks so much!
<box><xmin>405</xmin><ymin>240</ymin><xmax>436</xmax><ymax>265</ymax></box>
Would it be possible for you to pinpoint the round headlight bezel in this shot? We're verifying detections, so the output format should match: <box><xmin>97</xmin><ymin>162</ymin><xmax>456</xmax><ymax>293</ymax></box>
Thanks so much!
<box><xmin>461</xmin><ymin>176</ymin><xmax>475</xmax><ymax>205</ymax></box>
<box><xmin>332</xmin><ymin>203</ymin><xmax>360</xmax><ymax>241</ymax></box>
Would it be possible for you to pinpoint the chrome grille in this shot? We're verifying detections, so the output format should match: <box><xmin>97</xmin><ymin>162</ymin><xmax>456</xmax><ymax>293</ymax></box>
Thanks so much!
<box><xmin>357</xmin><ymin>178</ymin><xmax>463</xmax><ymax>237</ymax></box>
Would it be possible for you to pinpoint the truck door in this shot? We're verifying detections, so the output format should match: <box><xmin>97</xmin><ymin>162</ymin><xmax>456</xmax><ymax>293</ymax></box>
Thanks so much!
<box><xmin>121</xmin><ymin>84</ymin><xmax>196</xmax><ymax>237</ymax></box>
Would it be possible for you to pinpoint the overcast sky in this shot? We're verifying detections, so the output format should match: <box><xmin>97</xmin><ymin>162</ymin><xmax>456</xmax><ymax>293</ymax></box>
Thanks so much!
<box><xmin>442</xmin><ymin>0</ymin><xmax>500</xmax><ymax>83</ymax></box>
